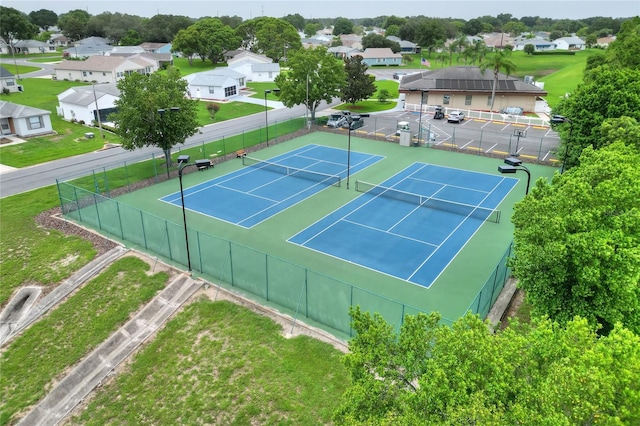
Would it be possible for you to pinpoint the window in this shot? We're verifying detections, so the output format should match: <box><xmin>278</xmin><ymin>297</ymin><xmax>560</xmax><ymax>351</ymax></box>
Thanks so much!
<box><xmin>28</xmin><ymin>116</ymin><xmax>44</xmax><ymax>130</ymax></box>
<box><xmin>6</xmin><ymin>79</ymin><xmax>14</xmax><ymax>86</ymax></box>
<box><xmin>208</xmin><ymin>86</ymin><xmax>215</xmax><ymax>94</ymax></box>
<box><xmin>465</xmin><ymin>95</ymin><xmax>472</xmax><ymax>105</ymax></box>
<box><xmin>443</xmin><ymin>95</ymin><xmax>451</xmax><ymax>105</ymax></box>
<box><xmin>224</xmin><ymin>86</ymin><xmax>237</xmax><ymax>97</ymax></box>
<box><xmin>82</xmin><ymin>71</ymin><xmax>87</xmax><ymax>77</ymax></box>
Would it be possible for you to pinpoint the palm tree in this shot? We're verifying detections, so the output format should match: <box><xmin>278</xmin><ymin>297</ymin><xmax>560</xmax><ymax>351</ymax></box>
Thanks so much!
<box><xmin>480</xmin><ymin>50</ymin><xmax>517</xmax><ymax>111</ymax></box>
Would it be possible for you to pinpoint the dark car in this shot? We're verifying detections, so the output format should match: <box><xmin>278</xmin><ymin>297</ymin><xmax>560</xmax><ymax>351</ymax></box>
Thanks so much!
<box><xmin>342</xmin><ymin>116</ymin><xmax>365</xmax><ymax>130</ymax></box>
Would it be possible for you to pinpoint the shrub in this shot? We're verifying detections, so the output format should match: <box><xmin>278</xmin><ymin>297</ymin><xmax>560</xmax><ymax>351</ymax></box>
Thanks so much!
<box><xmin>206</xmin><ymin>102</ymin><xmax>221</xmax><ymax>119</ymax></box>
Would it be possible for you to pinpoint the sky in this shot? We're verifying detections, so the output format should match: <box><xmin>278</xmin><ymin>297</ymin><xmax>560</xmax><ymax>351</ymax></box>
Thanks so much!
<box><xmin>4</xmin><ymin>0</ymin><xmax>639</xmax><ymax>21</ymax></box>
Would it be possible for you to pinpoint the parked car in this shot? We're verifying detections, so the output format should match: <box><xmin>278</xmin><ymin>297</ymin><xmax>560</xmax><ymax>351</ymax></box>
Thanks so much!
<box><xmin>392</xmin><ymin>72</ymin><xmax>407</xmax><ymax>80</ymax></box>
<box><xmin>447</xmin><ymin>111</ymin><xmax>465</xmax><ymax>123</ymax></box>
<box><xmin>342</xmin><ymin>116</ymin><xmax>364</xmax><ymax>130</ymax></box>
<box><xmin>327</xmin><ymin>113</ymin><xmax>347</xmax><ymax>128</ymax></box>
<box><xmin>433</xmin><ymin>105</ymin><xmax>445</xmax><ymax>119</ymax></box>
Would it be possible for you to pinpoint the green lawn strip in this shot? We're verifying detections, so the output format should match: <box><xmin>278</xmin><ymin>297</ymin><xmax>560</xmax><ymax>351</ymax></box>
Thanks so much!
<box><xmin>0</xmin><ymin>256</ymin><xmax>168</xmax><ymax>426</ymax></box>
<box><xmin>0</xmin><ymin>187</ymin><xmax>97</xmax><ymax>305</ymax></box>
<box><xmin>0</xmin><ymin>63</ymin><xmax>40</xmax><ymax>76</ymax></box>
<box><xmin>70</xmin><ymin>299</ymin><xmax>349</xmax><ymax>425</ymax></box>
<box><xmin>333</xmin><ymin>100</ymin><xmax>398</xmax><ymax>113</ymax></box>
<box><xmin>246</xmin><ymin>82</ymin><xmax>285</xmax><ymax>99</ymax></box>
<box><xmin>195</xmin><ymin>100</ymin><xmax>267</xmax><ymax>125</ymax></box>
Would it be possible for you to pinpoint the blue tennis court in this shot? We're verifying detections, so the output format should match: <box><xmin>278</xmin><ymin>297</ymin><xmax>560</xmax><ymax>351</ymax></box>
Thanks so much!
<box><xmin>160</xmin><ymin>144</ymin><xmax>383</xmax><ymax>228</ymax></box>
<box><xmin>289</xmin><ymin>163</ymin><xmax>518</xmax><ymax>288</ymax></box>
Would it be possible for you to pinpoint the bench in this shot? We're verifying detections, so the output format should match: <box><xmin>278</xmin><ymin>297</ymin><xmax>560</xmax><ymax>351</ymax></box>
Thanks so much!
<box><xmin>236</xmin><ymin>149</ymin><xmax>247</xmax><ymax>158</ymax></box>
<box><xmin>195</xmin><ymin>159</ymin><xmax>213</xmax><ymax>171</ymax></box>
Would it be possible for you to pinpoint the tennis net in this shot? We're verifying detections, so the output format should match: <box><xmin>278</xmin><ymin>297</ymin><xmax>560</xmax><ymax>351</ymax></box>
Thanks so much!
<box><xmin>242</xmin><ymin>156</ymin><xmax>341</xmax><ymax>187</ymax></box>
<box><xmin>355</xmin><ymin>180</ymin><xmax>501</xmax><ymax>223</ymax></box>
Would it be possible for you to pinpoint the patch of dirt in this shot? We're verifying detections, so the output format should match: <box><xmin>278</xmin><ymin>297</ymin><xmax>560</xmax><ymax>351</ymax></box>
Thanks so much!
<box><xmin>500</xmin><ymin>288</ymin><xmax>525</xmax><ymax>330</ymax></box>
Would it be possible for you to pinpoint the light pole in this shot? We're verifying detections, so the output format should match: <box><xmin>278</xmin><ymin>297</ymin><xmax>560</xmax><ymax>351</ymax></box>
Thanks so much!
<box><xmin>92</xmin><ymin>83</ymin><xmax>105</xmax><ymax>139</ymax></box>
<box><xmin>157</xmin><ymin>107</ymin><xmax>180</xmax><ymax>179</ymax></box>
<box><xmin>512</xmin><ymin>129</ymin><xmax>526</xmax><ymax>156</ymax></box>
<box><xmin>498</xmin><ymin>157</ymin><xmax>531</xmax><ymax>195</ymax></box>
<box><xmin>264</xmin><ymin>89</ymin><xmax>280</xmax><ymax>147</ymax></box>
<box><xmin>177</xmin><ymin>154</ymin><xmax>195</xmax><ymax>273</ymax></box>
<box><xmin>342</xmin><ymin>111</ymin><xmax>369</xmax><ymax>190</ymax></box>
<box><xmin>550</xmin><ymin>115</ymin><xmax>573</xmax><ymax>174</ymax></box>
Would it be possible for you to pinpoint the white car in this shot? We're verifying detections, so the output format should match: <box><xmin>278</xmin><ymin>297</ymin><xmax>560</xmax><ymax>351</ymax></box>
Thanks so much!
<box><xmin>447</xmin><ymin>111</ymin><xmax>465</xmax><ymax>123</ymax></box>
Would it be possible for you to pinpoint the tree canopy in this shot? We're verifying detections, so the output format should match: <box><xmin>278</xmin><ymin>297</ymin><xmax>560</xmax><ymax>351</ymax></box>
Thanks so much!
<box><xmin>110</xmin><ymin>68</ymin><xmax>199</xmax><ymax>168</ymax></box>
<box><xmin>332</xmin><ymin>17</ymin><xmax>354</xmax><ymax>35</ymax></box>
<box><xmin>274</xmin><ymin>46</ymin><xmax>346</xmax><ymax>120</ymax></box>
<box><xmin>511</xmin><ymin>141</ymin><xmax>640</xmax><ymax>335</ymax></box>
<box><xmin>335</xmin><ymin>307</ymin><xmax>640</xmax><ymax>424</ymax></box>
<box><xmin>28</xmin><ymin>9</ymin><xmax>58</xmax><ymax>31</ymax></box>
<box><xmin>342</xmin><ymin>56</ymin><xmax>376</xmax><ymax>106</ymax></box>
<box><xmin>552</xmin><ymin>66</ymin><xmax>640</xmax><ymax>170</ymax></box>
<box><xmin>58</xmin><ymin>9</ymin><xmax>91</xmax><ymax>41</ymax></box>
<box><xmin>0</xmin><ymin>7</ymin><xmax>39</xmax><ymax>47</ymax></box>
<box><xmin>172</xmin><ymin>18</ymin><xmax>241</xmax><ymax>65</ymax></box>
<box><xmin>479</xmin><ymin>50</ymin><xmax>517</xmax><ymax>111</ymax></box>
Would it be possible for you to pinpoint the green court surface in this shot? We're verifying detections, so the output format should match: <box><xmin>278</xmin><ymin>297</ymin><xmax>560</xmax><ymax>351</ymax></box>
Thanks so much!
<box><xmin>63</xmin><ymin>131</ymin><xmax>556</xmax><ymax>339</ymax></box>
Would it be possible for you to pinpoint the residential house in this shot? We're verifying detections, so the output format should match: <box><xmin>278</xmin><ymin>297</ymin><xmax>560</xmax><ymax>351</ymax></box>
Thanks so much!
<box><xmin>184</xmin><ymin>68</ymin><xmax>247</xmax><ymax>100</ymax></box>
<box><xmin>108</xmin><ymin>46</ymin><xmax>145</xmax><ymax>56</ymax></box>
<box><xmin>227</xmin><ymin>51</ymin><xmax>274</xmax><ymax>81</ymax></box>
<box><xmin>12</xmin><ymin>40</ymin><xmax>56</xmax><ymax>55</ymax></box>
<box><xmin>63</xmin><ymin>36</ymin><xmax>112</xmax><ymax>58</ymax></box>
<box><xmin>0</xmin><ymin>67</ymin><xmax>22</xmax><ymax>93</ymax></box>
<box><xmin>250</xmin><ymin>63</ymin><xmax>281</xmax><ymax>82</ymax></box>
<box><xmin>139</xmin><ymin>42</ymin><xmax>172</xmax><ymax>54</ymax></box>
<box><xmin>596</xmin><ymin>36</ymin><xmax>615</xmax><ymax>48</ymax></box>
<box><xmin>50</xmin><ymin>34</ymin><xmax>71</xmax><ymax>47</ymax></box>
<box><xmin>399</xmin><ymin>66</ymin><xmax>547</xmax><ymax>113</ymax></box>
<box><xmin>0</xmin><ymin>39</ymin><xmax>9</xmax><ymax>54</ymax></box>
<box><xmin>483</xmin><ymin>32</ymin><xmax>515</xmax><ymax>49</ymax></box>
<box><xmin>552</xmin><ymin>36</ymin><xmax>586</xmax><ymax>50</ymax></box>
<box><xmin>53</xmin><ymin>55</ymin><xmax>159</xmax><ymax>83</ymax></box>
<box><xmin>327</xmin><ymin>45</ymin><xmax>360</xmax><ymax>60</ymax></box>
<box><xmin>339</xmin><ymin>34</ymin><xmax>363</xmax><ymax>49</ymax></box>
<box><xmin>513</xmin><ymin>37</ymin><xmax>556</xmax><ymax>51</ymax></box>
<box><xmin>57</xmin><ymin>83</ymin><xmax>120</xmax><ymax>124</ymax></box>
<box><xmin>0</xmin><ymin>101</ymin><xmax>53</xmax><ymax>137</ymax></box>
<box><xmin>355</xmin><ymin>48</ymin><xmax>403</xmax><ymax>67</ymax></box>
<box><xmin>386</xmin><ymin>36</ymin><xmax>421</xmax><ymax>54</ymax></box>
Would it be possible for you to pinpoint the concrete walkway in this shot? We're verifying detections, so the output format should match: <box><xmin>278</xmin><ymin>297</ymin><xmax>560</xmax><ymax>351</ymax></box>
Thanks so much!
<box><xmin>17</xmin><ymin>271</ymin><xmax>202</xmax><ymax>426</ymax></box>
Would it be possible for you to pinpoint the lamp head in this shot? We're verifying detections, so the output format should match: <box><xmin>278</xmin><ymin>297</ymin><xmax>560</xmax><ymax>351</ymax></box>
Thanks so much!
<box><xmin>504</xmin><ymin>157</ymin><xmax>522</xmax><ymax>167</ymax></box>
<box><xmin>498</xmin><ymin>165</ymin><xmax>517</xmax><ymax>174</ymax></box>
<box><xmin>177</xmin><ymin>155</ymin><xmax>190</xmax><ymax>164</ymax></box>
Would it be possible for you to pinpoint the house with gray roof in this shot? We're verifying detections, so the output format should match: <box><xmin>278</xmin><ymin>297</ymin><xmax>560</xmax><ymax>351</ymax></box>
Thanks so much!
<box><xmin>56</xmin><ymin>83</ymin><xmax>120</xmax><ymax>124</ymax></box>
<box><xmin>327</xmin><ymin>45</ymin><xmax>360</xmax><ymax>60</ymax></box>
<box><xmin>513</xmin><ymin>37</ymin><xmax>556</xmax><ymax>52</ymax></box>
<box><xmin>386</xmin><ymin>36</ymin><xmax>421</xmax><ymax>54</ymax></box>
<box><xmin>552</xmin><ymin>36</ymin><xmax>586</xmax><ymax>50</ymax></box>
<box><xmin>227</xmin><ymin>51</ymin><xmax>278</xmax><ymax>82</ymax></box>
<box><xmin>139</xmin><ymin>42</ymin><xmax>172</xmax><ymax>54</ymax></box>
<box><xmin>0</xmin><ymin>67</ymin><xmax>22</xmax><ymax>93</ymax></box>
<box><xmin>184</xmin><ymin>68</ymin><xmax>247</xmax><ymax>101</ymax></box>
<box><xmin>0</xmin><ymin>101</ymin><xmax>53</xmax><ymax>137</ymax></box>
<box><xmin>53</xmin><ymin>55</ymin><xmax>159</xmax><ymax>83</ymax></box>
<box><xmin>13</xmin><ymin>40</ymin><xmax>56</xmax><ymax>55</ymax></box>
<box><xmin>355</xmin><ymin>48</ymin><xmax>402</xmax><ymax>67</ymax></box>
<box><xmin>63</xmin><ymin>37</ymin><xmax>112</xmax><ymax>58</ymax></box>
<box><xmin>399</xmin><ymin>66</ymin><xmax>547</xmax><ymax>113</ymax></box>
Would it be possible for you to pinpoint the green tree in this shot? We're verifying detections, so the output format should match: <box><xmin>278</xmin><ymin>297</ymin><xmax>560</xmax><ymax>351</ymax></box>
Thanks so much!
<box><xmin>281</xmin><ymin>13</ymin><xmax>305</xmax><ymax>31</ymax></box>
<box><xmin>253</xmin><ymin>17</ymin><xmax>302</xmax><ymax>63</ymax></box>
<box><xmin>385</xmin><ymin>24</ymin><xmax>400</xmax><ymax>38</ymax></box>
<box><xmin>174</xmin><ymin>18</ymin><xmax>240</xmax><ymax>65</ymax></box>
<box><xmin>0</xmin><ymin>6</ymin><xmax>39</xmax><ymax>78</ymax></box>
<box><xmin>119</xmin><ymin>29</ymin><xmax>143</xmax><ymax>46</ymax></box>
<box><xmin>86</xmin><ymin>12</ymin><xmax>144</xmax><ymax>45</ymax></box>
<box><xmin>552</xmin><ymin>66</ymin><xmax>640</xmax><ymax>169</ymax></box>
<box><xmin>274</xmin><ymin>46</ymin><xmax>346</xmax><ymax>121</ymax></box>
<box><xmin>110</xmin><ymin>68</ymin><xmax>199</xmax><ymax>172</ymax></box>
<box><xmin>28</xmin><ymin>9</ymin><xmax>58</xmax><ymax>31</ymax></box>
<box><xmin>523</xmin><ymin>43</ymin><xmax>535</xmax><ymax>55</ymax></box>
<box><xmin>304</xmin><ymin>23</ymin><xmax>322</xmax><ymax>38</ymax></box>
<box><xmin>480</xmin><ymin>50</ymin><xmax>517</xmax><ymax>111</ymax></box>
<box><xmin>142</xmin><ymin>14</ymin><xmax>194</xmax><ymax>43</ymax></box>
<box><xmin>361</xmin><ymin>33</ymin><xmax>400</xmax><ymax>53</ymax></box>
<box><xmin>332</xmin><ymin>17</ymin><xmax>353</xmax><ymax>35</ymax></box>
<box><xmin>512</xmin><ymin>141</ymin><xmax>640</xmax><ymax>334</ymax></box>
<box><xmin>606</xmin><ymin>16</ymin><xmax>640</xmax><ymax>69</ymax></box>
<box><xmin>342</xmin><ymin>55</ymin><xmax>376</xmax><ymax>106</ymax></box>
<box><xmin>334</xmin><ymin>307</ymin><xmax>640</xmax><ymax>424</ymax></box>
<box><xmin>377</xmin><ymin>89</ymin><xmax>390</xmax><ymax>103</ymax></box>
<box><xmin>58</xmin><ymin>9</ymin><xmax>91</xmax><ymax>41</ymax></box>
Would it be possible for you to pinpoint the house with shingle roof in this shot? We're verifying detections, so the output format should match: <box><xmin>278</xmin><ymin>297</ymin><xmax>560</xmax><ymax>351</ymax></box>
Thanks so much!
<box><xmin>13</xmin><ymin>40</ymin><xmax>56</xmax><ymax>55</ymax></box>
<box><xmin>386</xmin><ymin>36</ymin><xmax>421</xmax><ymax>54</ymax></box>
<box><xmin>0</xmin><ymin>67</ymin><xmax>22</xmax><ymax>93</ymax></box>
<box><xmin>184</xmin><ymin>68</ymin><xmax>247</xmax><ymax>101</ymax></box>
<box><xmin>399</xmin><ymin>66</ymin><xmax>547</xmax><ymax>113</ymax></box>
<box><xmin>0</xmin><ymin>101</ymin><xmax>53</xmax><ymax>137</ymax></box>
<box><xmin>355</xmin><ymin>48</ymin><xmax>402</xmax><ymax>67</ymax></box>
<box><xmin>62</xmin><ymin>36</ymin><xmax>112</xmax><ymax>58</ymax></box>
<box><xmin>56</xmin><ymin>83</ymin><xmax>120</xmax><ymax>124</ymax></box>
<box><xmin>227</xmin><ymin>51</ymin><xmax>276</xmax><ymax>82</ymax></box>
<box><xmin>53</xmin><ymin>55</ymin><xmax>159</xmax><ymax>83</ymax></box>
<box><xmin>139</xmin><ymin>42</ymin><xmax>172</xmax><ymax>54</ymax></box>
<box><xmin>552</xmin><ymin>36</ymin><xmax>586</xmax><ymax>50</ymax></box>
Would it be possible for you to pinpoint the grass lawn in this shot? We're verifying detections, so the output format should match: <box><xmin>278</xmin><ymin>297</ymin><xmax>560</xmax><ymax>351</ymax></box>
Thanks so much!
<box><xmin>69</xmin><ymin>299</ymin><xmax>349</xmax><ymax>425</ymax></box>
<box><xmin>0</xmin><ymin>63</ymin><xmax>41</xmax><ymax>76</ymax></box>
<box><xmin>0</xmin><ymin>256</ymin><xmax>168</xmax><ymax>426</ymax></box>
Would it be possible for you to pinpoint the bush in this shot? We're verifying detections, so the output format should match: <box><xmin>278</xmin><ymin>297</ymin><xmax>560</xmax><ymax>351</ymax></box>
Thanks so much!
<box><xmin>2</xmin><ymin>87</ymin><xmax>10</xmax><ymax>95</ymax></box>
<box><xmin>206</xmin><ymin>102</ymin><xmax>221</xmax><ymax>119</ymax></box>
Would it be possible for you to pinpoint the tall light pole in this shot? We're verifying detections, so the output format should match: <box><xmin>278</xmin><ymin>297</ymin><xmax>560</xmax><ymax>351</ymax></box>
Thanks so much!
<box><xmin>550</xmin><ymin>115</ymin><xmax>573</xmax><ymax>174</ymax></box>
<box><xmin>92</xmin><ymin>83</ymin><xmax>105</xmax><ymax>139</ymax></box>
<box><xmin>264</xmin><ymin>89</ymin><xmax>280</xmax><ymax>147</ymax></box>
<box><xmin>177</xmin><ymin>154</ymin><xmax>195</xmax><ymax>273</ymax></box>
<box><xmin>157</xmin><ymin>107</ymin><xmax>180</xmax><ymax>179</ymax></box>
<box><xmin>498</xmin><ymin>157</ymin><xmax>531</xmax><ymax>195</ymax></box>
<box><xmin>342</xmin><ymin>111</ymin><xmax>369</xmax><ymax>190</ymax></box>
<box><xmin>512</xmin><ymin>129</ymin><xmax>526</xmax><ymax>157</ymax></box>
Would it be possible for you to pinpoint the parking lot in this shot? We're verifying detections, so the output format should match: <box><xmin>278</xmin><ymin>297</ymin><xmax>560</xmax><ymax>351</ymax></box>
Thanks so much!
<box><xmin>323</xmin><ymin>109</ymin><xmax>561</xmax><ymax>165</ymax></box>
